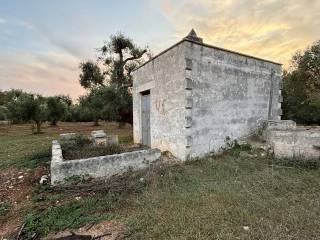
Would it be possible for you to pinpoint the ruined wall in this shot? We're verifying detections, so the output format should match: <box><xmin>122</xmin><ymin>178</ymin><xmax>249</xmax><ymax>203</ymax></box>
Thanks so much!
<box><xmin>132</xmin><ymin>43</ymin><xmax>187</xmax><ymax>160</ymax></box>
<box><xmin>265</xmin><ymin>121</ymin><xmax>320</xmax><ymax>159</ymax></box>
<box><xmin>184</xmin><ymin>41</ymin><xmax>282</xmax><ymax>158</ymax></box>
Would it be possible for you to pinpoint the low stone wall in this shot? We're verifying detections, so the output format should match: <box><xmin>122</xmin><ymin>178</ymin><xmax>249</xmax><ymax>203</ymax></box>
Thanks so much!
<box><xmin>267</xmin><ymin>126</ymin><xmax>320</xmax><ymax>159</ymax></box>
<box><xmin>51</xmin><ymin>140</ymin><xmax>161</xmax><ymax>184</ymax></box>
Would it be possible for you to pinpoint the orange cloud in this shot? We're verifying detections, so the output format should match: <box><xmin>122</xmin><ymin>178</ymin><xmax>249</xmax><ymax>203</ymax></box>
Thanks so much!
<box><xmin>155</xmin><ymin>0</ymin><xmax>320</xmax><ymax>68</ymax></box>
<box><xmin>0</xmin><ymin>50</ymin><xmax>86</xmax><ymax>100</ymax></box>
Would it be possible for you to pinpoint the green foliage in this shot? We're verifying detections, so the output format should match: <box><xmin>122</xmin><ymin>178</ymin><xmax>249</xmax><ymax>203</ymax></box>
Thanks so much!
<box><xmin>224</xmin><ymin>136</ymin><xmax>252</xmax><ymax>157</ymax></box>
<box><xmin>99</xmin><ymin>32</ymin><xmax>149</xmax><ymax>88</ymax></box>
<box><xmin>77</xmin><ymin>33</ymin><xmax>149</xmax><ymax>125</ymax></box>
<box><xmin>47</xmin><ymin>96</ymin><xmax>68</xmax><ymax>126</ymax></box>
<box><xmin>0</xmin><ymin>200</ymin><xmax>11</xmax><ymax>218</ymax></box>
<box><xmin>282</xmin><ymin>40</ymin><xmax>320</xmax><ymax>124</ymax></box>
<box><xmin>0</xmin><ymin>105</ymin><xmax>7</xmax><ymax>120</ymax></box>
<box><xmin>79</xmin><ymin>61</ymin><xmax>105</xmax><ymax>89</ymax></box>
<box><xmin>79</xmin><ymin>86</ymin><xmax>133</xmax><ymax>124</ymax></box>
<box><xmin>23</xmin><ymin>198</ymin><xmax>114</xmax><ymax>238</ymax></box>
<box><xmin>6</xmin><ymin>93</ymin><xmax>48</xmax><ymax>133</ymax></box>
<box><xmin>17</xmin><ymin>147</ymin><xmax>51</xmax><ymax>169</ymax></box>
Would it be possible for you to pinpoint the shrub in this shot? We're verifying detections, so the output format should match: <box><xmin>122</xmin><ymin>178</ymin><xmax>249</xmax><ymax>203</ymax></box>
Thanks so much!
<box><xmin>60</xmin><ymin>134</ymin><xmax>124</xmax><ymax>160</ymax></box>
<box><xmin>224</xmin><ymin>136</ymin><xmax>252</xmax><ymax>157</ymax></box>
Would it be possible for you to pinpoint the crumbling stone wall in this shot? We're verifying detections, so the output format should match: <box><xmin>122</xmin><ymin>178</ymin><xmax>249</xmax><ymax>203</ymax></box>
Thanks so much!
<box><xmin>265</xmin><ymin>121</ymin><xmax>320</xmax><ymax>159</ymax></box>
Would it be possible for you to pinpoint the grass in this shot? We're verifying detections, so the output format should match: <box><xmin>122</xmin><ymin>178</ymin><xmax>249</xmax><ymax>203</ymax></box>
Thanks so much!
<box><xmin>0</xmin><ymin>200</ymin><xmax>11</xmax><ymax>218</ymax></box>
<box><xmin>125</xmin><ymin>153</ymin><xmax>320</xmax><ymax>239</ymax></box>
<box><xmin>0</xmin><ymin>122</ymin><xmax>133</xmax><ymax>169</ymax></box>
<box><xmin>1</xmin><ymin>123</ymin><xmax>320</xmax><ymax>239</ymax></box>
<box><xmin>23</xmin><ymin>197</ymin><xmax>115</xmax><ymax>238</ymax></box>
<box><xmin>21</xmin><ymin>170</ymin><xmax>147</xmax><ymax>238</ymax></box>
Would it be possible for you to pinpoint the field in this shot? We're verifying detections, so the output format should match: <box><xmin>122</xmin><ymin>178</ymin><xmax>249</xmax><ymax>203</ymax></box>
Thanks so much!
<box><xmin>1</xmin><ymin>122</ymin><xmax>320</xmax><ymax>239</ymax></box>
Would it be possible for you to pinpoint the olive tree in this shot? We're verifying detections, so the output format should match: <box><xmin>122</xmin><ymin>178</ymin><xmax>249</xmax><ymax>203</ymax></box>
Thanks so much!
<box><xmin>78</xmin><ymin>33</ymin><xmax>149</xmax><ymax>125</ymax></box>
<box><xmin>6</xmin><ymin>93</ymin><xmax>48</xmax><ymax>133</ymax></box>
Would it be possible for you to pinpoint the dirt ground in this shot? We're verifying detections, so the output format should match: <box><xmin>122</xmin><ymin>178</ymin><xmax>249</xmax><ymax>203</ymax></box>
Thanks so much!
<box><xmin>0</xmin><ymin>121</ymin><xmax>132</xmax><ymax>137</ymax></box>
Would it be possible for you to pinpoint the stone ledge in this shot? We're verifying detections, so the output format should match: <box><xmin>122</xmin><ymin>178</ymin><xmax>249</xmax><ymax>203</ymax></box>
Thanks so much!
<box><xmin>267</xmin><ymin>128</ymin><xmax>320</xmax><ymax>159</ymax></box>
<box><xmin>51</xmin><ymin>141</ymin><xmax>161</xmax><ymax>184</ymax></box>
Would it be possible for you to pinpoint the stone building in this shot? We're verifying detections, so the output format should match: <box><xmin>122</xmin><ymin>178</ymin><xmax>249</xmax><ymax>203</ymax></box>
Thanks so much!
<box><xmin>132</xmin><ymin>29</ymin><xmax>282</xmax><ymax>160</ymax></box>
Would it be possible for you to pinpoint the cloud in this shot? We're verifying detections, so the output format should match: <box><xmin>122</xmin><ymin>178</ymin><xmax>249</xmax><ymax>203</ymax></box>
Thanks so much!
<box><xmin>0</xmin><ymin>17</ymin><xmax>6</xmax><ymax>24</ymax></box>
<box><xmin>154</xmin><ymin>0</ymin><xmax>320</xmax><ymax>68</ymax></box>
<box><xmin>0</xmin><ymin>49</ymin><xmax>85</xmax><ymax>100</ymax></box>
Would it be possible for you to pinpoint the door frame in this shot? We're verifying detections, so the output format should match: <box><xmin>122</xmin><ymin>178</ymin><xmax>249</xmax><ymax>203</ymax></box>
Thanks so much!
<box><xmin>140</xmin><ymin>90</ymin><xmax>151</xmax><ymax>146</ymax></box>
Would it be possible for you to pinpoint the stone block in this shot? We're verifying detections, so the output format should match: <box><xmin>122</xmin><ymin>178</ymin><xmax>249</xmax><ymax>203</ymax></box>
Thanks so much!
<box><xmin>186</xmin><ymin>136</ymin><xmax>192</xmax><ymax>147</ymax></box>
<box><xmin>0</xmin><ymin>120</ymin><xmax>10</xmax><ymax>125</ymax></box>
<box><xmin>107</xmin><ymin>135</ymin><xmax>119</xmax><ymax>145</ymax></box>
<box><xmin>268</xmin><ymin>129</ymin><xmax>320</xmax><ymax>159</ymax></box>
<box><xmin>185</xmin><ymin>58</ymin><xmax>193</xmax><ymax>70</ymax></box>
<box><xmin>186</xmin><ymin>97</ymin><xmax>193</xmax><ymax>109</ymax></box>
<box><xmin>186</xmin><ymin>78</ymin><xmax>193</xmax><ymax>89</ymax></box>
<box><xmin>267</xmin><ymin>120</ymin><xmax>296</xmax><ymax>131</ymax></box>
<box><xmin>185</xmin><ymin>116</ymin><xmax>192</xmax><ymax>128</ymax></box>
<box><xmin>91</xmin><ymin>130</ymin><xmax>106</xmax><ymax>138</ymax></box>
<box><xmin>60</xmin><ymin>133</ymin><xmax>76</xmax><ymax>141</ymax></box>
<box><xmin>91</xmin><ymin>130</ymin><xmax>107</xmax><ymax>145</ymax></box>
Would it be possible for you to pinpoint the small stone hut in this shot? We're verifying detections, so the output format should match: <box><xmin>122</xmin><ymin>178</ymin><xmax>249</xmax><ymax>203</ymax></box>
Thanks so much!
<box><xmin>132</xmin><ymin>29</ymin><xmax>282</xmax><ymax>160</ymax></box>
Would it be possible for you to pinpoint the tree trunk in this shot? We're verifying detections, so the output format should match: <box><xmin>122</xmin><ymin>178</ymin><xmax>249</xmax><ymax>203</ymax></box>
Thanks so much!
<box><xmin>93</xmin><ymin>119</ymin><xmax>99</xmax><ymax>126</ymax></box>
<box><xmin>35</xmin><ymin>121</ymin><xmax>42</xmax><ymax>134</ymax></box>
<box><xmin>51</xmin><ymin>120</ymin><xmax>57</xmax><ymax>126</ymax></box>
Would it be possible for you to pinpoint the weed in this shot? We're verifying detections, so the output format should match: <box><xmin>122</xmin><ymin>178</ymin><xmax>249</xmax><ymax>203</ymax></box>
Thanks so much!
<box><xmin>224</xmin><ymin>136</ymin><xmax>252</xmax><ymax>157</ymax></box>
<box><xmin>0</xmin><ymin>200</ymin><xmax>11</xmax><ymax>218</ymax></box>
<box><xmin>62</xmin><ymin>143</ymin><xmax>124</xmax><ymax>160</ymax></box>
<box><xmin>16</xmin><ymin>147</ymin><xmax>51</xmax><ymax>169</ymax></box>
<box><xmin>22</xmin><ymin>197</ymin><xmax>114</xmax><ymax>239</ymax></box>
<box><xmin>60</xmin><ymin>133</ymin><xmax>126</xmax><ymax>160</ymax></box>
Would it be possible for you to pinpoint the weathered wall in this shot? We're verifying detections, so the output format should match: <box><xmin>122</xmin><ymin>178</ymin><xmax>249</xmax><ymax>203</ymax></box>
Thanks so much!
<box><xmin>183</xmin><ymin>41</ymin><xmax>282</xmax><ymax>158</ymax></box>
<box><xmin>51</xmin><ymin>140</ymin><xmax>161</xmax><ymax>184</ymax></box>
<box><xmin>132</xmin><ymin>43</ymin><xmax>187</xmax><ymax>160</ymax></box>
<box><xmin>268</xmin><ymin>128</ymin><xmax>320</xmax><ymax>159</ymax></box>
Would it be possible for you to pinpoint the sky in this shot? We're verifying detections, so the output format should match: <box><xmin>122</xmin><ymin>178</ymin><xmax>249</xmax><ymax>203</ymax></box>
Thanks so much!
<box><xmin>0</xmin><ymin>0</ymin><xmax>320</xmax><ymax>100</ymax></box>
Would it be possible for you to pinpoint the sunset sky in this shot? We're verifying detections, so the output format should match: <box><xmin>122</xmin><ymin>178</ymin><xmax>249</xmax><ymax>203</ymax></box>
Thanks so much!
<box><xmin>1</xmin><ymin>0</ymin><xmax>320</xmax><ymax>100</ymax></box>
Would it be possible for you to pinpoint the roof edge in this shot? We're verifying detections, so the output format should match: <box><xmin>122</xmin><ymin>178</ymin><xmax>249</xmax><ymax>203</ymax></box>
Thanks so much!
<box><xmin>184</xmin><ymin>39</ymin><xmax>282</xmax><ymax>66</ymax></box>
<box><xmin>134</xmin><ymin>40</ymin><xmax>185</xmax><ymax>71</ymax></box>
<box><xmin>134</xmin><ymin>39</ymin><xmax>282</xmax><ymax>72</ymax></box>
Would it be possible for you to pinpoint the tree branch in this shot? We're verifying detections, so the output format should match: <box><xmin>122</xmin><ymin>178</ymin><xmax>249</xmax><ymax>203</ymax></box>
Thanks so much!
<box><xmin>124</xmin><ymin>49</ymin><xmax>147</xmax><ymax>64</ymax></box>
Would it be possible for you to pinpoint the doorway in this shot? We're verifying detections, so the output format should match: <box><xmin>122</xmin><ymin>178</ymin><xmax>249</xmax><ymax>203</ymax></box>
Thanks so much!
<box><xmin>141</xmin><ymin>91</ymin><xmax>150</xmax><ymax>146</ymax></box>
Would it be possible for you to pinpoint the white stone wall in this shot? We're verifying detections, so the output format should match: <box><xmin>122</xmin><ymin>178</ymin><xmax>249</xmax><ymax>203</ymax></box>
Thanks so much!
<box><xmin>184</xmin><ymin>41</ymin><xmax>282</xmax><ymax>158</ymax></box>
<box><xmin>51</xmin><ymin>140</ymin><xmax>161</xmax><ymax>184</ymax></box>
<box><xmin>132</xmin><ymin>43</ymin><xmax>187</xmax><ymax>160</ymax></box>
